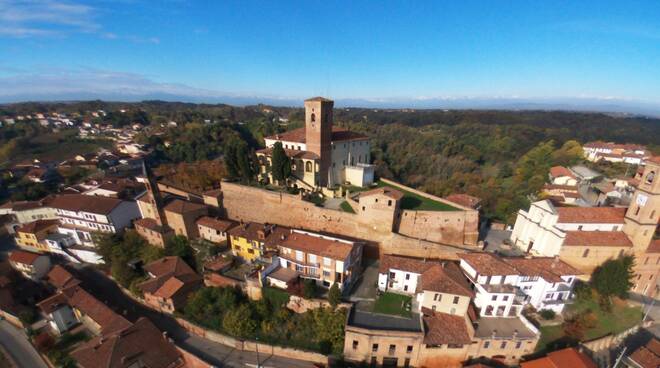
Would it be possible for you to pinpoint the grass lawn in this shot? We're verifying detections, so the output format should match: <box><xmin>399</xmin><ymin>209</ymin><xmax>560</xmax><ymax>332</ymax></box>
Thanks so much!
<box><xmin>373</xmin><ymin>292</ymin><xmax>412</xmax><ymax>318</ymax></box>
<box><xmin>339</xmin><ymin>201</ymin><xmax>356</xmax><ymax>213</ymax></box>
<box><xmin>536</xmin><ymin>297</ymin><xmax>643</xmax><ymax>352</ymax></box>
<box><xmin>376</xmin><ymin>180</ymin><xmax>460</xmax><ymax>211</ymax></box>
<box><xmin>263</xmin><ymin>286</ymin><xmax>291</xmax><ymax>308</ymax></box>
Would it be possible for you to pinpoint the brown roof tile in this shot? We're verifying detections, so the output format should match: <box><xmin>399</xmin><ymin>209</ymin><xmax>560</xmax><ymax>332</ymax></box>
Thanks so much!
<box><xmin>444</xmin><ymin>193</ymin><xmax>482</xmax><ymax>209</ymax></box>
<box><xmin>421</xmin><ymin>308</ymin><xmax>471</xmax><ymax>345</ymax></box>
<box><xmin>196</xmin><ymin>216</ymin><xmax>235</xmax><ymax>232</ymax></box>
<box><xmin>556</xmin><ymin>207</ymin><xmax>626</xmax><ymax>224</ymax></box>
<box><xmin>139</xmin><ymin>257</ymin><xmax>201</xmax><ymax>298</ymax></box>
<box><xmin>228</xmin><ymin>222</ymin><xmax>289</xmax><ymax>243</ymax></box>
<box><xmin>647</xmin><ymin>239</ymin><xmax>660</xmax><ymax>253</ymax></box>
<box><xmin>70</xmin><ymin>317</ymin><xmax>185</xmax><ymax>368</ymax></box>
<box><xmin>563</xmin><ymin>231</ymin><xmax>633</xmax><ymax>247</ymax></box>
<box><xmin>359</xmin><ymin>187</ymin><xmax>404</xmax><ymax>201</ymax></box>
<box><xmin>503</xmin><ymin>257</ymin><xmax>582</xmax><ymax>282</ymax></box>
<box><xmin>16</xmin><ymin>219</ymin><xmax>59</xmax><ymax>234</ymax></box>
<box><xmin>380</xmin><ymin>255</ymin><xmax>472</xmax><ymax>296</ymax></box>
<box><xmin>275</xmin><ymin>230</ymin><xmax>357</xmax><ymax>261</ymax></box>
<box><xmin>46</xmin><ymin>265</ymin><xmax>80</xmax><ymax>289</ymax></box>
<box><xmin>8</xmin><ymin>250</ymin><xmax>43</xmax><ymax>265</ymax></box>
<box><xmin>521</xmin><ymin>347</ymin><xmax>598</xmax><ymax>368</ymax></box>
<box><xmin>265</xmin><ymin>126</ymin><xmax>368</xmax><ymax>144</ymax></box>
<box><xmin>628</xmin><ymin>338</ymin><xmax>660</xmax><ymax>368</ymax></box>
<box><xmin>163</xmin><ymin>199</ymin><xmax>207</xmax><ymax>214</ymax></box>
<box><xmin>549</xmin><ymin>166</ymin><xmax>576</xmax><ymax>179</ymax></box>
<box><xmin>458</xmin><ymin>252</ymin><xmax>519</xmax><ymax>276</ymax></box>
<box><xmin>49</xmin><ymin>194</ymin><xmax>123</xmax><ymax>215</ymax></box>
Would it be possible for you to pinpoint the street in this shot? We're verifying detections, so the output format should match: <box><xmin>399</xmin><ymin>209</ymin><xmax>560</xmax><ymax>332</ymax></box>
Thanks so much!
<box><xmin>0</xmin><ymin>320</ymin><xmax>48</xmax><ymax>368</ymax></box>
<box><xmin>70</xmin><ymin>265</ymin><xmax>318</xmax><ymax>368</ymax></box>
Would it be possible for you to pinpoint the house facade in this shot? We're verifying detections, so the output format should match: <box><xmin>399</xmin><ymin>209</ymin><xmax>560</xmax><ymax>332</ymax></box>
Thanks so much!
<box><xmin>8</xmin><ymin>250</ymin><xmax>51</xmax><ymax>280</ymax></box>
<box><xmin>228</xmin><ymin>222</ymin><xmax>289</xmax><ymax>262</ymax></box>
<box><xmin>14</xmin><ymin>219</ymin><xmax>60</xmax><ymax>252</ymax></box>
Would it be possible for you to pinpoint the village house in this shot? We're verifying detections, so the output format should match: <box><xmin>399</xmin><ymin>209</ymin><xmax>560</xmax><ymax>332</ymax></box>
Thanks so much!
<box><xmin>521</xmin><ymin>347</ymin><xmax>598</xmax><ymax>368</ymax></box>
<box><xmin>583</xmin><ymin>141</ymin><xmax>648</xmax><ymax>164</ymax></box>
<box><xmin>458</xmin><ymin>252</ymin><xmax>580</xmax><ymax>314</ymax></box>
<box><xmin>228</xmin><ymin>222</ymin><xmax>289</xmax><ymax>262</ymax></box>
<box><xmin>163</xmin><ymin>199</ymin><xmax>208</xmax><ymax>239</ymax></box>
<box><xmin>621</xmin><ymin>337</ymin><xmax>660</xmax><ymax>368</ymax></box>
<box><xmin>268</xmin><ymin>228</ymin><xmax>363</xmax><ymax>289</ymax></box>
<box><xmin>8</xmin><ymin>250</ymin><xmax>51</xmax><ymax>281</ymax></box>
<box><xmin>257</xmin><ymin>97</ymin><xmax>375</xmax><ymax>191</ymax></box>
<box><xmin>14</xmin><ymin>219</ymin><xmax>60</xmax><ymax>253</ymax></box>
<box><xmin>377</xmin><ymin>255</ymin><xmax>474</xmax><ymax>315</ymax></box>
<box><xmin>48</xmin><ymin>194</ymin><xmax>141</xmax><ymax>263</ymax></box>
<box><xmin>0</xmin><ymin>199</ymin><xmax>57</xmax><ymax>225</ymax></box>
<box><xmin>138</xmin><ymin>257</ymin><xmax>203</xmax><ymax>313</ymax></box>
<box><xmin>196</xmin><ymin>216</ymin><xmax>235</xmax><ymax>244</ymax></box>
<box><xmin>549</xmin><ymin>166</ymin><xmax>578</xmax><ymax>186</ymax></box>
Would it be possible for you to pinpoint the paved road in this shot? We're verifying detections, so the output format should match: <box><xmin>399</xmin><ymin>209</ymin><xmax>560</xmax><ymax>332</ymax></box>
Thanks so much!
<box><xmin>70</xmin><ymin>265</ymin><xmax>317</xmax><ymax>368</ymax></box>
<box><xmin>0</xmin><ymin>320</ymin><xmax>48</xmax><ymax>368</ymax></box>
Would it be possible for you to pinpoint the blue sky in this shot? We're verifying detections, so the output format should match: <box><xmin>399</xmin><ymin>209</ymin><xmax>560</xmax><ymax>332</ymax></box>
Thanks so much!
<box><xmin>1</xmin><ymin>0</ymin><xmax>660</xmax><ymax>111</ymax></box>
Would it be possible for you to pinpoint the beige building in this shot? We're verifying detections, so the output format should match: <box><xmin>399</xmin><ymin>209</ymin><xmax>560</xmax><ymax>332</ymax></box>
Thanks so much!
<box><xmin>258</xmin><ymin>97</ymin><xmax>374</xmax><ymax>190</ymax></box>
<box><xmin>163</xmin><ymin>199</ymin><xmax>208</xmax><ymax>239</ymax></box>
<box><xmin>138</xmin><ymin>257</ymin><xmax>203</xmax><ymax>313</ymax></box>
<box><xmin>196</xmin><ymin>216</ymin><xmax>235</xmax><ymax>244</ymax></box>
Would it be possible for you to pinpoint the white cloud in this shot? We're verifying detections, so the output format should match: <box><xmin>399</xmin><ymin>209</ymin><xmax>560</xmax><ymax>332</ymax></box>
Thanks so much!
<box><xmin>0</xmin><ymin>0</ymin><xmax>99</xmax><ymax>37</ymax></box>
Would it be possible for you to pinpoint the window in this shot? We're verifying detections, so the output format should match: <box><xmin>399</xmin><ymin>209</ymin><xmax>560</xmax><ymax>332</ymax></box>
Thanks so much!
<box><xmin>500</xmin><ymin>341</ymin><xmax>507</xmax><ymax>349</ymax></box>
<box><xmin>433</xmin><ymin>293</ymin><xmax>441</xmax><ymax>301</ymax></box>
<box><xmin>324</xmin><ymin>257</ymin><xmax>332</xmax><ymax>266</ymax></box>
<box><xmin>296</xmin><ymin>250</ymin><xmax>304</xmax><ymax>261</ymax></box>
<box><xmin>491</xmin><ymin>295</ymin><xmax>497</xmax><ymax>301</ymax></box>
<box><xmin>503</xmin><ymin>295</ymin><xmax>509</xmax><ymax>301</ymax></box>
<box><xmin>305</xmin><ymin>161</ymin><xmax>312</xmax><ymax>172</ymax></box>
<box><xmin>311</xmin><ymin>113</ymin><xmax>316</xmax><ymax>122</ymax></box>
<box><xmin>515</xmin><ymin>341</ymin><xmax>522</xmax><ymax>349</ymax></box>
<box><xmin>453</xmin><ymin>296</ymin><xmax>460</xmax><ymax>304</ymax></box>
<box><xmin>432</xmin><ymin>305</ymin><xmax>436</xmax><ymax>311</ymax></box>
<box><xmin>388</xmin><ymin>200</ymin><xmax>392</xmax><ymax>206</ymax></box>
<box><xmin>651</xmin><ymin>210</ymin><xmax>656</xmax><ymax>220</ymax></box>
<box><xmin>404</xmin><ymin>285</ymin><xmax>408</xmax><ymax>292</ymax></box>
<box><xmin>405</xmin><ymin>273</ymin><xmax>410</xmax><ymax>280</ymax></box>
<box><xmin>406</xmin><ymin>345</ymin><xmax>413</xmax><ymax>353</ymax></box>
<box><xmin>372</xmin><ymin>343</ymin><xmax>379</xmax><ymax>352</ymax></box>
<box><xmin>389</xmin><ymin>345</ymin><xmax>396</xmax><ymax>355</ymax></box>
<box><xmin>578</xmin><ymin>225</ymin><xmax>583</xmax><ymax>230</ymax></box>
<box><xmin>375</xmin><ymin>198</ymin><xmax>378</xmax><ymax>203</ymax></box>
<box><xmin>390</xmin><ymin>272</ymin><xmax>396</xmax><ymax>279</ymax></box>
<box><xmin>582</xmin><ymin>249</ymin><xmax>590</xmax><ymax>258</ymax></box>
<box><xmin>352</xmin><ymin>340</ymin><xmax>358</xmax><ymax>350</ymax></box>
<box><xmin>483</xmin><ymin>341</ymin><xmax>490</xmax><ymax>348</ymax></box>
<box><xmin>404</xmin><ymin>358</ymin><xmax>411</xmax><ymax>368</ymax></box>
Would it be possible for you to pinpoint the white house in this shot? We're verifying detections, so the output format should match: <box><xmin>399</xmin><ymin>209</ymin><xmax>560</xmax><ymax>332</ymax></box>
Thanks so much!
<box><xmin>458</xmin><ymin>252</ymin><xmax>580</xmax><ymax>314</ymax></box>
<box><xmin>549</xmin><ymin>166</ymin><xmax>578</xmax><ymax>186</ymax></box>
<box><xmin>8</xmin><ymin>250</ymin><xmax>52</xmax><ymax>281</ymax></box>
<box><xmin>48</xmin><ymin>194</ymin><xmax>140</xmax><ymax>247</ymax></box>
<box><xmin>377</xmin><ymin>254</ymin><xmax>475</xmax><ymax>315</ymax></box>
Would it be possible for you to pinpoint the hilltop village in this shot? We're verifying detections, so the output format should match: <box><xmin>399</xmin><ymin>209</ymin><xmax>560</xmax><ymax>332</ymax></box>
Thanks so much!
<box><xmin>0</xmin><ymin>97</ymin><xmax>658</xmax><ymax>368</ymax></box>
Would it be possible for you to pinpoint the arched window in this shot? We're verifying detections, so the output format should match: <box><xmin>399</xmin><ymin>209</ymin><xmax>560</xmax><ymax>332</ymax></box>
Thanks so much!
<box><xmin>305</xmin><ymin>161</ymin><xmax>312</xmax><ymax>172</ymax></box>
<box><xmin>582</xmin><ymin>249</ymin><xmax>590</xmax><ymax>258</ymax></box>
<box><xmin>310</xmin><ymin>113</ymin><xmax>316</xmax><ymax>122</ymax></box>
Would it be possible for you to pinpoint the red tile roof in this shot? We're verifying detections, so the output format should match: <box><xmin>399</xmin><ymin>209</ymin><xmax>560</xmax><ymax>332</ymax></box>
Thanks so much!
<box><xmin>444</xmin><ymin>193</ymin><xmax>482</xmax><ymax>209</ymax></box>
<box><xmin>549</xmin><ymin>166</ymin><xmax>575</xmax><ymax>179</ymax></box>
<box><xmin>275</xmin><ymin>230</ymin><xmax>357</xmax><ymax>261</ymax></box>
<box><xmin>163</xmin><ymin>199</ymin><xmax>207</xmax><ymax>214</ymax></box>
<box><xmin>458</xmin><ymin>252</ymin><xmax>519</xmax><ymax>276</ymax></box>
<box><xmin>139</xmin><ymin>257</ymin><xmax>201</xmax><ymax>299</ymax></box>
<box><xmin>628</xmin><ymin>338</ymin><xmax>660</xmax><ymax>368</ymax></box>
<box><xmin>563</xmin><ymin>231</ymin><xmax>633</xmax><ymax>247</ymax></box>
<box><xmin>265</xmin><ymin>126</ymin><xmax>368</xmax><ymax>144</ymax></box>
<box><xmin>359</xmin><ymin>187</ymin><xmax>404</xmax><ymax>201</ymax></box>
<box><xmin>16</xmin><ymin>219</ymin><xmax>59</xmax><ymax>234</ymax></box>
<box><xmin>46</xmin><ymin>265</ymin><xmax>80</xmax><ymax>289</ymax></box>
<box><xmin>421</xmin><ymin>308</ymin><xmax>471</xmax><ymax>345</ymax></box>
<box><xmin>196</xmin><ymin>216</ymin><xmax>235</xmax><ymax>232</ymax></box>
<box><xmin>647</xmin><ymin>239</ymin><xmax>660</xmax><ymax>253</ymax></box>
<box><xmin>556</xmin><ymin>206</ymin><xmax>627</xmax><ymax>224</ymax></box>
<box><xmin>70</xmin><ymin>317</ymin><xmax>185</xmax><ymax>368</ymax></box>
<box><xmin>504</xmin><ymin>257</ymin><xmax>582</xmax><ymax>282</ymax></box>
<box><xmin>8</xmin><ymin>250</ymin><xmax>43</xmax><ymax>265</ymax></box>
<box><xmin>380</xmin><ymin>255</ymin><xmax>473</xmax><ymax>296</ymax></box>
<box><xmin>228</xmin><ymin>222</ymin><xmax>289</xmax><ymax>243</ymax></box>
<box><xmin>49</xmin><ymin>194</ymin><xmax>123</xmax><ymax>215</ymax></box>
<box><xmin>521</xmin><ymin>347</ymin><xmax>598</xmax><ymax>368</ymax></box>
<box><xmin>256</xmin><ymin>147</ymin><xmax>319</xmax><ymax>160</ymax></box>
<box><xmin>62</xmin><ymin>285</ymin><xmax>132</xmax><ymax>334</ymax></box>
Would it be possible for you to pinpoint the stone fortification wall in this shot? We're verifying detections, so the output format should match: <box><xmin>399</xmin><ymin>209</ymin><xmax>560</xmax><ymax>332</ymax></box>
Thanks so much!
<box><xmin>219</xmin><ymin>182</ymin><xmax>468</xmax><ymax>259</ymax></box>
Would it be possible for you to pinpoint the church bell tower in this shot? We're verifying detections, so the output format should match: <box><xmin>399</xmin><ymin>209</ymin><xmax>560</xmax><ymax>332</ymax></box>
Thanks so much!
<box><xmin>623</xmin><ymin>157</ymin><xmax>660</xmax><ymax>252</ymax></box>
<box><xmin>304</xmin><ymin>97</ymin><xmax>333</xmax><ymax>188</ymax></box>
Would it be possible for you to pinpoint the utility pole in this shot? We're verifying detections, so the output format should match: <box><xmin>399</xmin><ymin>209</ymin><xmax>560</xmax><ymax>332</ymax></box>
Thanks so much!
<box><xmin>255</xmin><ymin>337</ymin><xmax>260</xmax><ymax>368</ymax></box>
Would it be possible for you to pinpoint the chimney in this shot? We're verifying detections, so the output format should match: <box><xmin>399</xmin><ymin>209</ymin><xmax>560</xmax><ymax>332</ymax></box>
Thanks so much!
<box><xmin>491</xmin><ymin>329</ymin><xmax>497</xmax><ymax>339</ymax></box>
<box><xmin>513</xmin><ymin>329</ymin><xmax>518</xmax><ymax>339</ymax></box>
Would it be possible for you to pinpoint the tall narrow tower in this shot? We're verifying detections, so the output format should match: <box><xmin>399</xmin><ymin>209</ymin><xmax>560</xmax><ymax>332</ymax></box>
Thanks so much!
<box><xmin>623</xmin><ymin>157</ymin><xmax>660</xmax><ymax>252</ymax></box>
<box><xmin>304</xmin><ymin>97</ymin><xmax>333</xmax><ymax>187</ymax></box>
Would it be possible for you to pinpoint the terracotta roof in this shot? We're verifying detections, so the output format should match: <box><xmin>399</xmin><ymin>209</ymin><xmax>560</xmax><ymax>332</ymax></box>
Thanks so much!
<box><xmin>228</xmin><ymin>222</ymin><xmax>289</xmax><ymax>243</ymax></box>
<box><xmin>556</xmin><ymin>206</ymin><xmax>626</xmax><ymax>224</ymax></box>
<box><xmin>70</xmin><ymin>317</ymin><xmax>185</xmax><ymax>368</ymax></box>
<box><xmin>134</xmin><ymin>218</ymin><xmax>171</xmax><ymax>234</ymax></box>
<box><xmin>265</xmin><ymin>126</ymin><xmax>368</xmax><ymax>144</ymax></box>
<box><xmin>628</xmin><ymin>338</ymin><xmax>660</xmax><ymax>368</ymax></box>
<box><xmin>163</xmin><ymin>199</ymin><xmax>207</xmax><ymax>214</ymax></box>
<box><xmin>521</xmin><ymin>347</ymin><xmax>598</xmax><ymax>368</ymax></box>
<box><xmin>380</xmin><ymin>255</ymin><xmax>473</xmax><ymax>296</ymax></box>
<box><xmin>563</xmin><ymin>231</ymin><xmax>633</xmax><ymax>247</ymax></box>
<box><xmin>256</xmin><ymin>147</ymin><xmax>320</xmax><ymax>160</ymax></box>
<box><xmin>0</xmin><ymin>200</ymin><xmax>43</xmax><ymax>211</ymax></box>
<box><xmin>49</xmin><ymin>194</ymin><xmax>123</xmax><ymax>215</ymax></box>
<box><xmin>458</xmin><ymin>252</ymin><xmax>519</xmax><ymax>276</ymax></box>
<box><xmin>37</xmin><ymin>292</ymin><xmax>70</xmax><ymax>314</ymax></box>
<box><xmin>504</xmin><ymin>257</ymin><xmax>582</xmax><ymax>282</ymax></box>
<box><xmin>53</xmin><ymin>285</ymin><xmax>132</xmax><ymax>334</ymax></box>
<box><xmin>549</xmin><ymin>166</ymin><xmax>576</xmax><ymax>179</ymax></box>
<box><xmin>421</xmin><ymin>308</ymin><xmax>472</xmax><ymax>345</ymax></box>
<box><xmin>203</xmin><ymin>257</ymin><xmax>233</xmax><ymax>272</ymax></box>
<box><xmin>196</xmin><ymin>216</ymin><xmax>235</xmax><ymax>232</ymax></box>
<box><xmin>46</xmin><ymin>265</ymin><xmax>80</xmax><ymax>289</ymax></box>
<box><xmin>8</xmin><ymin>250</ymin><xmax>43</xmax><ymax>265</ymax></box>
<box><xmin>444</xmin><ymin>193</ymin><xmax>481</xmax><ymax>209</ymax></box>
<box><xmin>542</xmin><ymin>184</ymin><xmax>578</xmax><ymax>191</ymax></box>
<box><xmin>275</xmin><ymin>230</ymin><xmax>357</xmax><ymax>261</ymax></box>
<box><xmin>16</xmin><ymin>219</ymin><xmax>59</xmax><ymax>234</ymax></box>
<box><xmin>647</xmin><ymin>156</ymin><xmax>660</xmax><ymax>165</ymax></box>
<box><xmin>139</xmin><ymin>257</ymin><xmax>201</xmax><ymax>298</ymax></box>
<box><xmin>359</xmin><ymin>187</ymin><xmax>404</xmax><ymax>201</ymax></box>
<box><xmin>267</xmin><ymin>266</ymin><xmax>299</xmax><ymax>283</ymax></box>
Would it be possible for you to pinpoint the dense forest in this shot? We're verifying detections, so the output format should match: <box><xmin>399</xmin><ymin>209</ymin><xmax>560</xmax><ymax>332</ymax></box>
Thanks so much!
<box><xmin>2</xmin><ymin>100</ymin><xmax>659</xmax><ymax>222</ymax></box>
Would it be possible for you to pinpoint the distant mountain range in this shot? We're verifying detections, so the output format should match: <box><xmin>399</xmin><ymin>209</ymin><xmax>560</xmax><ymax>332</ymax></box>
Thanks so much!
<box><xmin>2</xmin><ymin>92</ymin><xmax>660</xmax><ymax>118</ymax></box>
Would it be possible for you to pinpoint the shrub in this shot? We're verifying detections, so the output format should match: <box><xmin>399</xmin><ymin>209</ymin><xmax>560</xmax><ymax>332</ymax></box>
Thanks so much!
<box><xmin>328</xmin><ymin>283</ymin><xmax>341</xmax><ymax>309</ymax></box>
<box><xmin>539</xmin><ymin>309</ymin><xmax>556</xmax><ymax>320</ymax></box>
<box><xmin>303</xmin><ymin>279</ymin><xmax>317</xmax><ymax>299</ymax></box>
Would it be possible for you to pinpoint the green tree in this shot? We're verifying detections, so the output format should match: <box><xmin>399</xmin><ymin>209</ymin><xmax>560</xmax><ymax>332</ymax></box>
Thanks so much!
<box><xmin>328</xmin><ymin>283</ymin><xmax>341</xmax><ymax>309</ymax></box>
<box><xmin>270</xmin><ymin>141</ymin><xmax>291</xmax><ymax>184</ymax></box>
<box><xmin>552</xmin><ymin>140</ymin><xmax>584</xmax><ymax>166</ymax></box>
<box><xmin>302</xmin><ymin>279</ymin><xmax>317</xmax><ymax>299</ymax></box>
<box><xmin>592</xmin><ymin>255</ymin><xmax>635</xmax><ymax>300</ymax></box>
<box><xmin>165</xmin><ymin>235</ymin><xmax>196</xmax><ymax>269</ymax></box>
<box><xmin>222</xmin><ymin>304</ymin><xmax>257</xmax><ymax>338</ymax></box>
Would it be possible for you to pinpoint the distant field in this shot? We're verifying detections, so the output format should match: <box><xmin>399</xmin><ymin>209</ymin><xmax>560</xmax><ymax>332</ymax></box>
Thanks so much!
<box><xmin>11</xmin><ymin>130</ymin><xmax>112</xmax><ymax>164</ymax></box>
<box><xmin>376</xmin><ymin>179</ymin><xmax>460</xmax><ymax>211</ymax></box>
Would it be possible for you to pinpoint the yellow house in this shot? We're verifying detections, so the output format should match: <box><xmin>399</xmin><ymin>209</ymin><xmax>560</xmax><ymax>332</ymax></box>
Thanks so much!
<box><xmin>15</xmin><ymin>219</ymin><xmax>60</xmax><ymax>252</ymax></box>
<box><xmin>227</xmin><ymin>222</ymin><xmax>288</xmax><ymax>262</ymax></box>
